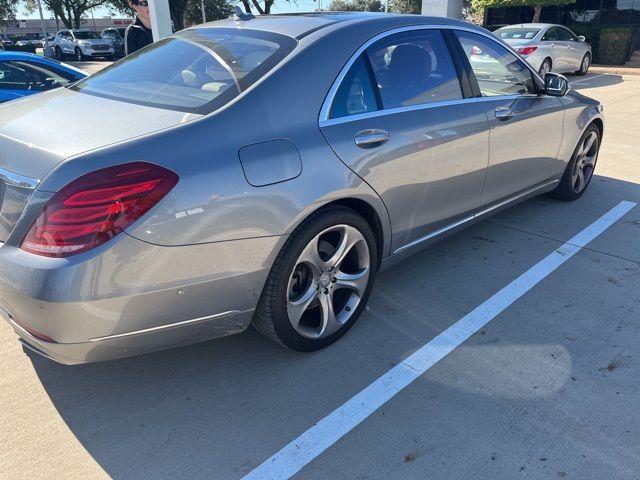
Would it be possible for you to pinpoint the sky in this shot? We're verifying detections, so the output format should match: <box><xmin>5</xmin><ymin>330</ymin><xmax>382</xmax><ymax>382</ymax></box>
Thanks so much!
<box><xmin>20</xmin><ymin>0</ymin><xmax>322</xmax><ymax>20</ymax></box>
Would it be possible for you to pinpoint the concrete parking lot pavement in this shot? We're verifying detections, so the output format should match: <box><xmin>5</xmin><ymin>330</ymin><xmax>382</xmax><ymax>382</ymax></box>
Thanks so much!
<box><xmin>0</xmin><ymin>73</ymin><xmax>639</xmax><ymax>480</ymax></box>
<box><xmin>67</xmin><ymin>60</ymin><xmax>113</xmax><ymax>75</ymax></box>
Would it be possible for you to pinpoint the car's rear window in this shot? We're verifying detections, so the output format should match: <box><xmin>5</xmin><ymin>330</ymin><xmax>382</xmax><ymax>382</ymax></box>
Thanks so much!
<box><xmin>71</xmin><ymin>28</ymin><xmax>297</xmax><ymax>114</ymax></box>
<box><xmin>495</xmin><ymin>28</ymin><xmax>541</xmax><ymax>40</ymax></box>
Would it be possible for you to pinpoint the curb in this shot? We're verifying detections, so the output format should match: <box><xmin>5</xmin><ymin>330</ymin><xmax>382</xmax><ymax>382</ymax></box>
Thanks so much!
<box><xmin>590</xmin><ymin>65</ymin><xmax>640</xmax><ymax>76</ymax></box>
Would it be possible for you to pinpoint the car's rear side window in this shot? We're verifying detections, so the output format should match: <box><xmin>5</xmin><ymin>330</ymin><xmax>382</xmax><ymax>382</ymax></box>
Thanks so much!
<box><xmin>330</xmin><ymin>56</ymin><xmax>378</xmax><ymax>119</ymax></box>
<box><xmin>367</xmin><ymin>30</ymin><xmax>462</xmax><ymax>110</ymax></box>
<box><xmin>71</xmin><ymin>28</ymin><xmax>297</xmax><ymax>114</ymax></box>
<box><xmin>329</xmin><ymin>29</ymin><xmax>462</xmax><ymax>118</ymax></box>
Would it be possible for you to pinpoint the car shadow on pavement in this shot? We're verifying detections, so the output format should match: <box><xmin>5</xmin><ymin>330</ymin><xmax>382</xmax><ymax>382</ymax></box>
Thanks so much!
<box><xmin>28</xmin><ymin>175</ymin><xmax>640</xmax><ymax>479</ymax></box>
<box><xmin>570</xmin><ymin>73</ymin><xmax>623</xmax><ymax>90</ymax></box>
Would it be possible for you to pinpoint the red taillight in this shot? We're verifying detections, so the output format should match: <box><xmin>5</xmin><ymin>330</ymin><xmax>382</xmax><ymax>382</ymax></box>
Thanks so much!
<box><xmin>516</xmin><ymin>46</ymin><xmax>538</xmax><ymax>56</ymax></box>
<box><xmin>14</xmin><ymin>320</ymin><xmax>56</xmax><ymax>343</ymax></box>
<box><xmin>21</xmin><ymin>162</ymin><xmax>178</xmax><ymax>257</ymax></box>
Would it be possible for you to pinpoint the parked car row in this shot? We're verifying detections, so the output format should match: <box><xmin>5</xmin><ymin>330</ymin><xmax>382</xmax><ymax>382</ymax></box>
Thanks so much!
<box><xmin>0</xmin><ymin>28</ymin><xmax>127</xmax><ymax>60</ymax></box>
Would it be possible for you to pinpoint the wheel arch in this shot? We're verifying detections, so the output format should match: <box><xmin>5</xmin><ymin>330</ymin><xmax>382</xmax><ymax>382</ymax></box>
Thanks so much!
<box><xmin>321</xmin><ymin>197</ymin><xmax>386</xmax><ymax>266</ymax></box>
<box><xmin>284</xmin><ymin>195</ymin><xmax>392</xmax><ymax>268</ymax></box>
<box><xmin>591</xmin><ymin>117</ymin><xmax>604</xmax><ymax>140</ymax></box>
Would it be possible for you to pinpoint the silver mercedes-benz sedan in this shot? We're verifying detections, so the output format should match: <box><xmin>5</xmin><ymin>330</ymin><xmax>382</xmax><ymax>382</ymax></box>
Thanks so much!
<box><xmin>0</xmin><ymin>13</ymin><xmax>603</xmax><ymax>364</ymax></box>
<box><xmin>494</xmin><ymin>23</ymin><xmax>592</xmax><ymax>76</ymax></box>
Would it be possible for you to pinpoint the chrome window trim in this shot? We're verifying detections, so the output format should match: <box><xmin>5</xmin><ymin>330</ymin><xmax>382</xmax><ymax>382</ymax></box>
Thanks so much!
<box><xmin>318</xmin><ymin>23</ymin><xmax>544</xmax><ymax>125</ymax></box>
<box><xmin>0</xmin><ymin>167</ymin><xmax>39</xmax><ymax>190</ymax></box>
<box><xmin>319</xmin><ymin>95</ymin><xmax>521</xmax><ymax>127</ymax></box>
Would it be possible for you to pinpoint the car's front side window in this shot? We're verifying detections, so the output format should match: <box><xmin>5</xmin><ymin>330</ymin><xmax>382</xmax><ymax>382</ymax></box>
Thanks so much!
<box><xmin>558</xmin><ymin>28</ymin><xmax>577</xmax><ymax>41</ymax></box>
<box><xmin>455</xmin><ymin>30</ymin><xmax>536</xmax><ymax>97</ymax></box>
<box><xmin>366</xmin><ymin>30</ymin><xmax>462</xmax><ymax>110</ymax></box>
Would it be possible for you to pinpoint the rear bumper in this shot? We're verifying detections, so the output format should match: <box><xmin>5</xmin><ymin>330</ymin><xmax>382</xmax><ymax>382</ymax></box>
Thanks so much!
<box><xmin>5</xmin><ymin>307</ymin><xmax>253</xmax><ymax>365</ymax></box>
<box><xmin>0</xmin><ymin>233</ymin><xmax>284</xmax><ymax>364</ymax></box>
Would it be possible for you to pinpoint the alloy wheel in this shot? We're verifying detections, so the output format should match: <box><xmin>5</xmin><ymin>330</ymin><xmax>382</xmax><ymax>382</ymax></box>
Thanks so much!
<box><xmin>581</xmin><ymin>55</ymin><xmax>590</xmax><ymax>73</ymax></box>
<box><xmin>286</xmin><ymin>224</ymin><xmax>370</xmax><ymax>339</ymax></box>
<box><xmin>571</xmin><ymin>130</ymin><xmax>598</xmax><ymax>194</ymax></box>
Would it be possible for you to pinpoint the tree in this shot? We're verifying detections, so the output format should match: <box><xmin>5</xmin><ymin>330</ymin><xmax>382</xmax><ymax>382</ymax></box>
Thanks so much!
<box><xmin>1</xmin><ymin>0</ymin><xmax>17</xmax><ymax>26</ymax></box>
<box><xmin>471</xmin><ymin>0</ymin><xmax>576</xmax><ymax>23</ymax></box>
<box><xmin>328</xmin><ymin>0</ymin><xmax>382</xmax><ymax>12</ymax></box>
<box><xmin>107</xmin><ymin>0</ymin><xmax>217</xmax><ymax>31</ymax></box>
<box><xmin>25</xmin><ymin>0</ymin><xmax>111</xmax><ymax>29</ymax></box>
<box><xmin>184</xmin><ymin>0</ymin><xmax>234</xmax><ymax>26</ymax></box>
<box><xmin>388</xmin><ymin>0</ymin><xmax>420</xmax><ymax>14</ymax></box>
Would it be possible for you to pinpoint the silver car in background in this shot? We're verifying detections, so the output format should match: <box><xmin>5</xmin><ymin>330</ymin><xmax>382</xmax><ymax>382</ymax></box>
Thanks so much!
<box><xmin>0</xmin><ymin>14</ymin><xmax>603</xmax><ymax>364</ymax></box>
<box><xmin>495</xmin><ymin>23</ymin><xmax>592</xmax><ymax>76</ymax></box>
<box><xmin>53</xmin><ymin>29</ymin><xmax>115</xmax><ymax>61</ymax></box>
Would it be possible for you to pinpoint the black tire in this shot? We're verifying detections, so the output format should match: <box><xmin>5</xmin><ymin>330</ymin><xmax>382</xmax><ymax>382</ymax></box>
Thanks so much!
<box><xmin>575</xmin><ymin>53</ymin><xmax>591</xmax><ymax>76</ymax></box>
<box><xmin>550</xmin><ymin>124</ymin><xmax>600</xmax><ymax>201</ymax></box>
<box><xmin>74</xmin><ymin>47</ymin><xmax>83</xmax><ymax>61</ymax></box>
<box><xmin>539</xmin><ymin>58</ymin><xmax>552</xmax><ymax>77</ymax></box>
<box><xmin>55</xmin><ymin>46</ymin><xmax>64</xmax><ymax>61</ymax></box>
<box><xmin>253</xmin><ymin>206</ymin><xmax>378</xmax><ymax>352</ymax></box>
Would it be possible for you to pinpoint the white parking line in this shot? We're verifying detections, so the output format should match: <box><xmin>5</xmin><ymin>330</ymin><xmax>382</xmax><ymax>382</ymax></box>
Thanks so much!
<box><xmin>243</xmin><ymin>200</ymin><xmax>637</xmax><ymax>480</ymax></box>
<box><xmin>570</xmin><ymin>73</ymin><xmax>611</xmax><ymax>85</ymax></box>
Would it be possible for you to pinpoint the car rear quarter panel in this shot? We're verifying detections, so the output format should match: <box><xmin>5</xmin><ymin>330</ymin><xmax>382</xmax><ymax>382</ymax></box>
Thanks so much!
<box><xmin>33</xmin><ymin>19</ymin><xmax>402</xmax><ymax>255</ymax></box>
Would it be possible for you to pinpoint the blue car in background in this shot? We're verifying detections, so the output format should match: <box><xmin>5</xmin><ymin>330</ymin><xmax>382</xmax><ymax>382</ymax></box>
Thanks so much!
<box><xmin>0</xmin><ymin>52</ymin><xmax>86</xmax><ymax>103</ymax></box>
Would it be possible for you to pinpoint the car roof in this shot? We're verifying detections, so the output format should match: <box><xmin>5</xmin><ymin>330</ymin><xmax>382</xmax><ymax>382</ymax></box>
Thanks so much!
<box><xmin>497</xmin><ymin>23</ymin><xmax>563</xmax><ymax>29</ymax></box>
<box><xmin>0</xmin><ymin>51</ymin><xmax>48</xmax><ymax>61</ymax></box>
<box><xmin>192</xmin><ymin>12</ymin><xmax>477</xmax><ymax>40</ymax></box>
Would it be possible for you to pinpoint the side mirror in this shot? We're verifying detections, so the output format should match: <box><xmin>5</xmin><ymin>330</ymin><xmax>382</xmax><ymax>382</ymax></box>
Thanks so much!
<box><xmin>544</xmin><ymin>72</ymin><xmax>570</xmax><ymax>96</ymax></box>
<box><xmin>577</xmin><ymin>35</ymin><xmax>586</xmax><ymax>42</ymax></box>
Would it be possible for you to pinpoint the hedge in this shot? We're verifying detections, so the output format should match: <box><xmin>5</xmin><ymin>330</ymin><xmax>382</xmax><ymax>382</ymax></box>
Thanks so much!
<box><xmin>596</xmin><ymin>27</ymin><xmax>634</xmax><ymax>65</ymax></box>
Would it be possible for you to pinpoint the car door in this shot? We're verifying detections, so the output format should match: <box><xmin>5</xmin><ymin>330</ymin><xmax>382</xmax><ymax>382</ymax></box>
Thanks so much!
<box><xmin>320</xmin><ymin>28</ymin><xmax>490</xmax><ymax>251</ymax></box>
<box><xmin>541</xmin><ymin>27</ymin><xmax>565</xmax><ymax>71</ymax></box>
<box><xmin>58</xmin><ymin>32</ymin><xmax>68</xmax><ymax>53</ymax></box>
<box><xmin>558</xmin><ymin>27</ymin><xmax>583</xmax><ymax>70</ymax></box>
<box><xmin>453</xmin><ymin>30</ymin><xmax>564</xmax><ymax>207</ymax></box>
<box><xmin>63</xmin><ymin>32</ymin><xmax>73</xmax><ymax>53</ymax></box>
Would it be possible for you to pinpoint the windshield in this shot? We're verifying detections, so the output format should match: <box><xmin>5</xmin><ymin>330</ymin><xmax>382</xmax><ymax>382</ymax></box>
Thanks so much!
<box><xmin>495</xmin><ymin>28</ymin><xmax>541</xmax><ymax>40</ymax></box>
<box><xmin>71</xmin><ymin>28</ymin><xmax>296</xmax><ymax>114</ymax></box>
<box><xmin>73</xmin><ymin>31</ymin><xmax>102</xmax><ymax>40</ymax></box>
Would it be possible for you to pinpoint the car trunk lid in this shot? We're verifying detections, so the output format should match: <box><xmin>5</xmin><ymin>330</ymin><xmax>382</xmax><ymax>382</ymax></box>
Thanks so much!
<box><xmin>0</xmin><ymin>87</ymin><xmax>200</xmax><ymax>242</ymax></box>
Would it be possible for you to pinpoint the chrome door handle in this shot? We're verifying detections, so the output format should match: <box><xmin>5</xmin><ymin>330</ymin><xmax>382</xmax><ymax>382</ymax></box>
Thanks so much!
<box><xmin>495</xmin><ymin>107</ymin><xmax>515</xmax><ymax>121</ymax></box>
<box><xmin>354</xmin><ymin>129</ymin><xmax>390</xmax><ymax>149</ymax></box>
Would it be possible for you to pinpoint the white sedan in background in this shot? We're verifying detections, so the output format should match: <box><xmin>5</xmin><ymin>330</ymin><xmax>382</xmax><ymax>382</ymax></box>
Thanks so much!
<box><xmin>495</xmin><ymin>23</ymin><xmax>592</xmax><ymax>76</ymax></box>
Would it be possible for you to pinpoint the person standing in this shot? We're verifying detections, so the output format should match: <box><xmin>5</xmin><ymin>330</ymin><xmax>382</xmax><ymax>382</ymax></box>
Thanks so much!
<box><xmin>125</xmin><ymin>0</ymin><xmax>153</xmax><ymax>56</ymax></box>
